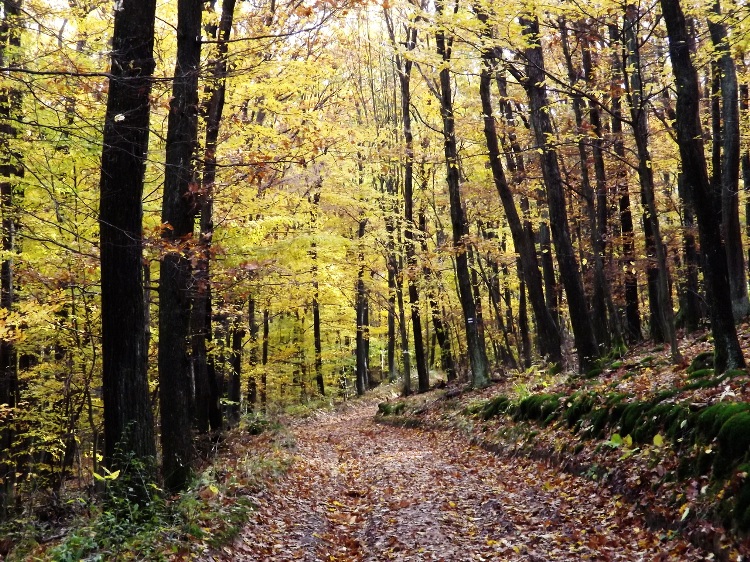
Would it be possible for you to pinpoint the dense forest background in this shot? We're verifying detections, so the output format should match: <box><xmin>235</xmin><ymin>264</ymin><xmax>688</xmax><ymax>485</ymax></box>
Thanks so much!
<box><xmin>1</xmin><ymin>0</ymin><xmax>750</xmax><ymax>521</ymax></box>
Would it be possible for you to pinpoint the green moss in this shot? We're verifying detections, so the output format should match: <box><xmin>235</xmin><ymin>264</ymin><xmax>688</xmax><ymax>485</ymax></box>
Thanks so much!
<box><xmin>687</xmin><ymin>351</ymin><xmax>714</xmax><ymax>374</ymax></box>
<box><xmin>588</xmin><ymin>407</ymin><xmax>609</xmax><ymax>439</ymax></box>
<box><xmin>563</xmin><ymin>393</ymin><xmax>595</xmax><ymax>428</ymax></box>
<box><xmin>696</xmin><ymin>403</ymin><xmax>750</xmax><ymax>441</ymax></box>
<box><xmin>585</xmin><ymin>368</ymin><xmax>603</xmax><ymax>379</ymax></box>
<box><xmin>717</xmin><ymin>412</ymin><xmax>750</xmax><ymax>466</ymax></box>
<box><xmin>619</xmin><ymin>402</ymin><xmax>647</xmax><ymax>437</ymax></box>
<box><xmin>687</xmin><ymin>368</ymin><xmax>715</xmax><ymax>380</ymax></box>
<box><xmin>516</xmin><ymin>393</ymin><xmax>563</xmax><ymax>422</ymax></box>
<box><xmin>377</xmin><ymin>401</ymin><xmax>406</xmax><ymax>416</ymax></box>
<box><xmin>480</xmin><ymin>395</ymin><xmax>510</xmax><ymax>420</ymax></box>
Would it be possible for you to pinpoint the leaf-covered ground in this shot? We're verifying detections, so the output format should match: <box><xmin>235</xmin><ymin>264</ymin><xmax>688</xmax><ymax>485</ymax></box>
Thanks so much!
<box><xmin>207</xmin><ymin>401</ymin><xmax>709</xmax><ymax>561</ymax></box>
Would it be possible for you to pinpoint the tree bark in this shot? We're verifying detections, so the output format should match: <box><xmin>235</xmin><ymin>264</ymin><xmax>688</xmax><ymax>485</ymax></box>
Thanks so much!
<box><xmin>355</xmin><ymin>215</ymin><xmax>369</xmax><ymax>395</ymax></box>
<box><xmin>386</xmin><ymin>12</ymin><xmax>429</xmax><ymax>392</ymax></box>
<box><xmin>158</xmin><ymin>0</ymin><xmax>202</xmax><ymax>491</ymax></box>
<box><xmin>476</xmin><ymin>22</ymin><xmax>562</xmax><ymax>367</ymax></box>
<box><xmin>99</xmin><ymin>0</ymin><xmax>157</xmax><ymax>483</ymax></box>
<box><xmin>660</xmin><ymin>0</ymin><xmax>745</xmax><ymax>372</ymax></box>
<box><xmin>436</xmin><ymin>0</ymin><xmax>489</xmax><ymax>387</ymax></box>
<box><xmin>708</xmin><ymin>0</ymin><xmax>749</xmax><ymax>320</ymax></box>
<box><xmin>608</xmin><ymin>23</ymin><xmax>641</xmax><ymax>341</ymax></box>
<box><xmin>623</xmin><ymin>6</ymin><xmax>678</xmax><ymax>361</ymax></box>
<box><xmin>192</xmin><ymin>0</ymin><xmax>235</xmax><ymax>434</ymax></box>
<box><xmin>521</xmin><ymin>15</ymin><xmax>599</xmax><ymax>373</ymax></box>
<box><xmin>0</xmin><ymin>0</ymin><xmax>22</xmax><ymax>518</ymax></box>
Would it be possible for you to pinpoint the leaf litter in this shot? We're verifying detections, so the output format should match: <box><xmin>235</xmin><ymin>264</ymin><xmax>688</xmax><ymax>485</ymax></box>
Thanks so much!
<box><xmin>206</xmin><ymin>401</ymin><xmax>708</xmax><ymax>561</ymax></box>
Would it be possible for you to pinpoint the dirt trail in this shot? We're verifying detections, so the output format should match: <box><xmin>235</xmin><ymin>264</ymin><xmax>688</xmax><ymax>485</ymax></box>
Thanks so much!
<box><xmin>209</xmin><ymin>402</ymin><xmax>707</xmax><ymax>561</ymax></box>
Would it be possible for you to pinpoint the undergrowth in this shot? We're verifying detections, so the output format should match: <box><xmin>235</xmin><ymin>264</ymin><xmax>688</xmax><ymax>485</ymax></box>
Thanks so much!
<box><xmin>3</xmin><ymin>411</ymin><xmax>294</xmax><ymax>561</ymax></box>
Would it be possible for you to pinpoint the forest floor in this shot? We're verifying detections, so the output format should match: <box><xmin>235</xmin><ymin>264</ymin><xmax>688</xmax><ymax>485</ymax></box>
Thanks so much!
<box><xmin>200</xmin><ymin>329</ymin><xmax>750</xmax><ymax>562</ymax></box>
<box><xmin>205</xmin><ymin>399</ymin><xmax>713</xmax><ymax>561</ymax></box>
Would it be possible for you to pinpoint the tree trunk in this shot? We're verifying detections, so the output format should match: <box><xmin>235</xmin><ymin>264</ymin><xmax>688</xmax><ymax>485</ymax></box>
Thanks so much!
<box><xmin>227</xmin><ymin>322</ymin><xmax>244</xmax><ymax>426</ymax></box>
<box><xmin>741</xmin><ymin>84</ymin><xmax>750</xmax><ymax>282</ymax></box>
<box><xmin>623</xmin><ymin>7</ymin><xmax>678</xmax><ymax>360</ymax></box>
<box><xmin>436</xmin><ymin>0</ymin><xmax>489</xmax><ymax>387</ymax></box>
<box><xmin>192</xmin><ymin>0</ymin><xmax>235</xmax><ymax>434</ymax></box>
<box><xmin>0</xmin><ymin>0</ymin><xmax>21</xmax><ymax>518</ymax></box>
<box><xmin>98</xmin><ymin>0</ymin><xmax>157</xmax><ymax>484</ymax></box>
<box><xmin>608</xmin><ymin>23</ymin><xmax>641</xmax><ymax>341</ymax></box>
<box><xmin>560</xmin><ymin>18</ymin><xmax>610</xmax><ymax>350</ymax></box>
<box><xmin>385</xmin><ymin>11</ymin><xmax>429</xmax><ymax>392</ymax></box>
<box><xmin>476</xmin><ymin>23</ymin><xmax>562</xmax><ymax>367</ymax></box>
<box><xmin>708</xmin><ymin>0</ymin><xmax>749</xmax><ymax>320</ymax></box>
<box><xmin>355</xmin><ymin>215</ymin><xmax>369</xmax><ymax>396</ymax></box>
<box><xmin>418</xmin><ymin>205</ymin><xmax>456</xmax><ymax>381</ymax></box>
<box><xmin>310</xmin><ymin>191</ymin><xmax>324</xmax><ymax>395</ymax></box>
<box><xmin>158</xmin><ymin>0</ymin><xmax>202</xmax><ymax>491</ymax></box>
<box><xmin>521</xmin><ymin>15</ymin><xmax>599</xmax><ymax>373</ymax></box>
<box><xmin>261</xmin><ymin>308</ymin><xmax>269</xmax><ymax>410</ymax></box>
<box><xmin>248</xmin><ymin>298</ymin><xmax>258</xmax><ymax>410</ymax></box>
<box><xmin>660</xmin><ymin>0</ymin><xmax>745</xmax><ymax>372</ymax></box>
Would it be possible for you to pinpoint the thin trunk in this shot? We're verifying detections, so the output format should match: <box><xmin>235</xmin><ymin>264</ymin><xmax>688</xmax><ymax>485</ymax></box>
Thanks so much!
<box><xmin>660</xmin><ymin>0</ymin><xmax>745</xmax><ymax>372</ymax></box>
<box><xmin>355</xmin><ymin>215</ymin><xmax>369</xmax><ymax>396</ymax></box>
<box><xmin>741</xmin><ymin>84</ymin><xmax>750</xmax><ymax>281</ymax></box>
<box><xmin>623</xmin><ymin>7</ymin><xmax>678</xmax><ymax>360</ymax></box>
<box><xmin>310</xmin><ymin>192</ymin><xmax>324</xmax><ymax>395</ymax></box>
<box><xmin>609</xmin><ymin>23</ymin><xmax>641</xmax><ymax>341</ymax></box>
<box><xmin>419</xmin><ymin>205</ymin><xmax>456</xmax><ymax>381</ymax></box>
<box><xmin>708</xmin><ymin>0</ymin><xmax>749</xmax><ymax>319</ymax></box>
<box><xmin>227</xmin><ymin>322</ymin><xmax>244</xmax><ymax>426</ymax></box>
<box><xmin>677</xmin><ymin>174</ymin><xmax>702</xmax><ymax>332</ymax></box>
<box><xmin>560</xmin><ymin>18</ymin><xmax>609</xmax><ymax>349</ymax></box>
<box><xmin>247</xmin><ymin>298</ymin><xmax>258</xmax><ymax>410</ymax></box>
<box><xmin>521</xmin><ymin>15</ymin><xmax>599</xmax><ymax>372</ymax></box>
<box><xmin>477</xmin><ymin>32</ymin><xmax>562</xmax><ymax>366</ymax></box>
<box><xmin>193</xmin><ymin>0</ymin><xmax>235</xmax><ymax>434</ymax></box>
<box><xmin>261</xmin><ymin>309</ymin><xmax>269</xmax><ymax>410</ymax></box>
<box><xmin>436</xmin><ymin>0</ymin><xmax>489</xmax><ymax>387</ymax></box>
<box><xmin>385</xmin><ymin>11</ymin><xmax>429</xmax><ymax>392</ymax></box>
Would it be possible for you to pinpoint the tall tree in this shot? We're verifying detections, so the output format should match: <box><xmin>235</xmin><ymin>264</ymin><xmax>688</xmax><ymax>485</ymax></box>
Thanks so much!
<box><xmin>608</xmin><ymin>23</ymin><xmax>641</xmax><ymax>342</ymax></box>
<box><xmin>0</xmin><ymin>0</ymin><xmax>22</xmax><ymax>518</ymax></box>
<box><xmin>707</xmin><ymin>0</ymin><xmax>749</xmax><ymax>320</ymax></box>
<box><xmin>660</xmin><ymin>0</ymin><xmax>745</xmax><ymax>372</ymax></box>
<box><xmin>520</xmin><ymin>15</ymin><xmax>599</xmax><ymax>372</ymax></box>
<box><xmin>385</xmin><ymin>6</ymin><xmax>429</xmax><ymax>392</ymax></box>
<box><xmin>435</xmin><ymin>0</ymin><xmax>489</xmax><ymax>387</ymax></box>
<box><xmin>98</xmin><ymin>0</ymin><xmax>157</xmax><ymax>480</ymax></box>
<box><xmin>158</xmin><ymin>0</ymin><xmax>203</xmax><ymax>491</ymax></box>
<box><xmin>476</xmin><ymin>9</ymin><xmax>562</xmax><ymax>368</ymax></box>
<box><xmin>622</xmin><ymin>5</ymin><xmax>678</xmax><ymax>359</ymax></box>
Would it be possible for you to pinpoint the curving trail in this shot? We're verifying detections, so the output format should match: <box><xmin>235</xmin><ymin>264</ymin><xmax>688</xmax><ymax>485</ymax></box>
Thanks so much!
<box><xmin>209</xmin><ymin>402</ymin><xmax>706</xmax><ymax>561</ymax></box>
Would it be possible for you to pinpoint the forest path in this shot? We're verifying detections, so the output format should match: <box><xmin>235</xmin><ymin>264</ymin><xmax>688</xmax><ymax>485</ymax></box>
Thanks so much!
<box><xmin>208</xmin><ymin>401</ymin><xmax>706</xmax><ymax>561</ymax></box>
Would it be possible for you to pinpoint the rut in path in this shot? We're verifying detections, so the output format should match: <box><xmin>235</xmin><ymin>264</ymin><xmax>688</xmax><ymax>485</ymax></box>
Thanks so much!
<box><xmin>209</xmin><ymin>402</ymin><xmax>706</xmax><ymax>561</ymax></box>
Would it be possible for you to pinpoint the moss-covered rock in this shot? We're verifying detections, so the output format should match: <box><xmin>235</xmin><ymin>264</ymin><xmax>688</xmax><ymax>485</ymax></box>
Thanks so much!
<box><xmin>688</xmin><ymin>350</ymin><xmax>714</xmax><ymax>374</ymax></box>
<box><xmin>480</xmin><ymin>395</ymin><xmax>510</xmax><ymax>420</ymax></box>
<box><xmin>516</xmin><ymin>393</ymin><xmax>563</xmax><ymax>424</ymax></box>
<box><xmin>696</xmin><ymin>403</ymin><xmax>750</xmax><ymax>441</ymax></box>
<box><xmin>717</xmin><ymin>412</ymin><xmax>750</xmax><ymax>467</ymax></box>
<box><xmin>563</xmin><ymin>392</ymin><xmax>595</xmax><ymax>428</ymax></box>
<box><xmin>377</xmin><ymin>401</ymin><xmax>406</xmax><ymax>416</ymax></box>
<box><xmin>619</xmin><ymin>402</ymin><xmax>647</xmax><ymax>438</ymax></box>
